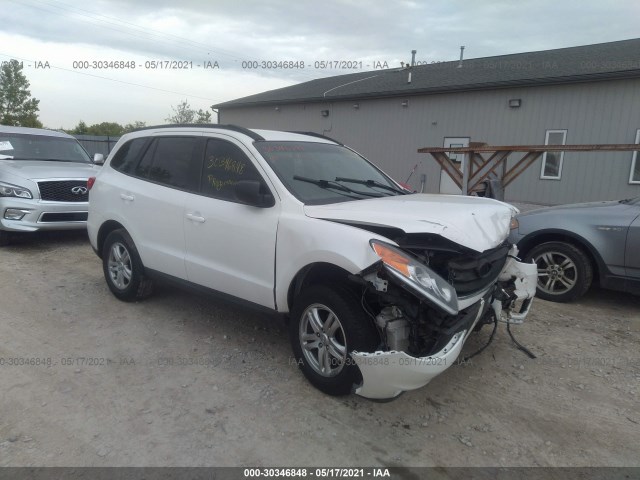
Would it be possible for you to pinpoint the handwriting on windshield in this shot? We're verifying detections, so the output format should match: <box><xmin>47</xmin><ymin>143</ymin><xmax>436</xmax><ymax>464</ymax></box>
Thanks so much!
<box><xmin>207</xmin><ymin>175</ymin><xmax>237</xmax><ymax>191</ymax></box>
<box><xmin>207</xmin><ymin>155</ymin><xmax>245</xmax><ymax>175</ymax></box>
<box><xmin>207</xmin><ymin>155</ymin><xmax>247</xmax><ymax>191</ymax></box>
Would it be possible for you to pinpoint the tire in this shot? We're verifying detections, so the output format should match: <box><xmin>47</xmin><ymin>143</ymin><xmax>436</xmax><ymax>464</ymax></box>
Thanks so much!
<box><xmin>102</xmin><ymin>229</ymin><xmax>153</xmax><ymax>302</ymax></box>
<box><xmin>524</xmin><ymin>241</ymin><xmax>593</xmax><ymax>302</ymax></box>
<box><xmin>289</xmin><ymin>285</ymin><xmax>379</xmax><ymax>396</ymax></box>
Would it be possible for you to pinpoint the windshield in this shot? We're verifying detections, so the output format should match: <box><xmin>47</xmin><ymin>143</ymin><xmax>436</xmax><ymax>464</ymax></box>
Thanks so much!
<box><xmin>0</xmin><ymin>133</ymin><xmax>92</xmax><ymax>163</ymax></box>
<box><xmin>255</xmin><ymin>141</ymin><xmax>403</xmax><ymax>204</ymax></box>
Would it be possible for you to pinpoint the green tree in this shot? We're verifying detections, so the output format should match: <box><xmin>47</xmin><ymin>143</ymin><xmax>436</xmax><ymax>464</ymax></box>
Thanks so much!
<box><xmin>0</xmin><ymin>59</ymin><xmax>42</xmax><ymax>127</ymax></box>
<box><xmin>86</xmin><ymin>122</ymin><xmax>124</xmax><ymax>136</ymax></box>
<box><xmin>71</xmin><ymin>120</ymin><xmax>89</xmax><ymax>135</ymax></box>
<box><xmin>195</xmin><ymin>108</ymin><xmax>212</xmax><ymax>124</ymax></box>
<box><xmin>123</xmin><ymin>121</ymin><xmax>146</xmax><ymax>133</ymax></box>
<box><xmin>166</xmin><ymin>100</ymin><xmax>212</xmax><ymax>124</ymax></box>
<box><xmin>68</xmin><ymin>120</ymin><xmax>145</xmax><ymax>135</ymax></box>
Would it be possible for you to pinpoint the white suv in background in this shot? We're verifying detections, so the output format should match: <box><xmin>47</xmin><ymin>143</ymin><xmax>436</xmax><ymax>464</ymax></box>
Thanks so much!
<box><xmin>87</xmin><ymin>124</ymin><xmax>536</xmax><ymax>399</ymax></box>
<box><xmin>0</xmin><ymin>126</ymin><xmax>102</xmax><ymax>245</ymax></box>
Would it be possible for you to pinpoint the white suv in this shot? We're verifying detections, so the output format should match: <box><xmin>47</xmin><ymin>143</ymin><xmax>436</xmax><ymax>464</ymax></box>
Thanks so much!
<box><xmin>87</xmin><ymin>125</ymin><xmax>536</xmax><ymax>399</ymax></box>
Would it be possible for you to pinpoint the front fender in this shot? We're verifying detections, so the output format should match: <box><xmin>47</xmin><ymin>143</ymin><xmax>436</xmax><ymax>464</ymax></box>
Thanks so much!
<box><xmin>275</xmin><ymin>214</ymin><xmax>389</xmax><ymax>312</ymax></box>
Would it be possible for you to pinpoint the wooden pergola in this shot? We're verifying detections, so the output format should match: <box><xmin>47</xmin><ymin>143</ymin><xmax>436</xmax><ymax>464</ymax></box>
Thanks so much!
<box><xmin>418</xmin><ymin>143</ymin><xmax>640</xmax><ymax>195</ymax></box>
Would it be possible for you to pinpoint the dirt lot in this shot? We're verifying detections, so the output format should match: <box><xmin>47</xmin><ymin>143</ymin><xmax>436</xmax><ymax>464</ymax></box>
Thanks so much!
<box><xmin>0</xmin><ymin>231</ymin><xmax>638</xmax><ymax>467</ymax></box>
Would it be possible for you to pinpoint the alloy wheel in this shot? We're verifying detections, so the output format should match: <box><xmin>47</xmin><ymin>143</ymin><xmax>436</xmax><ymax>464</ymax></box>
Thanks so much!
<box><xmin>299</xmin><ymin>303</ymin><xmax>347</xmax><ymax>377</ymax></box>
<box><xmin>107</xmin><ymin>242</ymin><xmax>133</xmax><ymax>290</ymax></box>
<box><xmin>533</xmin><ymin>251</ymin><xmax>577</xmax><ymax>296</ymax></box>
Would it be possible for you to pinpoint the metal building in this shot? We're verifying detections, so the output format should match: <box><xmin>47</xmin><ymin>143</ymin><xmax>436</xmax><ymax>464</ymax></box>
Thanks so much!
<box><xmin>214</xmin><ymin>38</ymin><xmax>640</xmax><ymax>205</ymax></box>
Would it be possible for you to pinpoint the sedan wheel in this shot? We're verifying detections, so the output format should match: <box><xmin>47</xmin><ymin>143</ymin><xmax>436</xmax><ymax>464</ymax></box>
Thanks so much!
<box><xmin>525</xmin><ymin>241</ymin><xmax>593</xmax><ymax>302</ymax></box>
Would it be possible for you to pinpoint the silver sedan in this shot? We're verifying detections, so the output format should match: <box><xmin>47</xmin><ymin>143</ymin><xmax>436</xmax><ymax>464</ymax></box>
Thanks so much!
<box><xmin>508</xmin><ymin>197</ymin><xmax>640</xmax><ymax>302</ymax></box>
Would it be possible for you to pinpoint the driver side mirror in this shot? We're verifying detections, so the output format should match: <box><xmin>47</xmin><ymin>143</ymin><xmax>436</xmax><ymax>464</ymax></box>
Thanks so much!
<box><xmin>234</xmin><ymin>180</ymin><xmax>275</xmax><ymax>208</ymax></box>
<box><xmin>93</xmin><ymin>153</ymin><xmax>105</xmax><ymax>165</ymax></box>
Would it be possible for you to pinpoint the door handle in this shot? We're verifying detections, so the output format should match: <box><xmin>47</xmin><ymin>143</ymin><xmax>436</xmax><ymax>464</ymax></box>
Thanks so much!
<box><xmin>186</xmin><ymin>213</ymin><xmax>205</xmax><ymax>223</ymax></box>
<box><xmin>120</xmin><ymin>193</ymin><xmax>135</xmax><ymax>201</ymax></box>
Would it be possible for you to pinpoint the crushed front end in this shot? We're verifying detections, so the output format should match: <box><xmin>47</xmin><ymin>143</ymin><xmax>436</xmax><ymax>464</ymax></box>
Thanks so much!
<box><xmin>350</xmin><ymin>235</ymin><xmax>537</xmax><ymax>399</ymax></box>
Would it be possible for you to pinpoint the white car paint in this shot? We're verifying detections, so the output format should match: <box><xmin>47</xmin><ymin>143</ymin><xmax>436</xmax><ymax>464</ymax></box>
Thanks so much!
<box><xmin>274</xmin><ymin>212</ymin><xmax>390</xmax><ymax>311</ymax></box>
<box><xmin>353</xmin><ymin>252</ymin><xmax>536</xmax><ymax>399</ymax></box>
<box><xmin>305</xmin><ymin>194</ymin><xmax>517</xmax><ymax>253</ymax></box>
<box><xmin>88</xmin><ymin>126</ymin><xmax>536</xmax><ymax>400</ymax></box>
<box><xmin>90</xmin><ymin>171</ymin><xmax>190</xmax><ymax>279</ymax></box>
<box><xmin>353</xmin><ymin>326</ymin><xmax>471</xmax><ymax>399</ymax></box>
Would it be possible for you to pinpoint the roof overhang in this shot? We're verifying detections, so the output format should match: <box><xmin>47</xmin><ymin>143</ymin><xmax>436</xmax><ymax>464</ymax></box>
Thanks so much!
<box><xmin>214</xmin><ymin>69</ymin><xmax>640</xmax><ymax>110</ymax></box>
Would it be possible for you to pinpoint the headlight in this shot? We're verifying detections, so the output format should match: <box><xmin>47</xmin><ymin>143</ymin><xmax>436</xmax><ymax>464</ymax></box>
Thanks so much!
<box><xmin>510</xmin><ymin>216</ymin><xmax>519</xmax><ymax>230</ymax></box>
<box><xmin>0</xmin><ymin>181</ymin><xmax>32</xmax><ymax>199</ymax></box>
<box><xmin>370</xmin><ymin>239</ymin><xmax>459</xmax><ymax>315</ymax></box>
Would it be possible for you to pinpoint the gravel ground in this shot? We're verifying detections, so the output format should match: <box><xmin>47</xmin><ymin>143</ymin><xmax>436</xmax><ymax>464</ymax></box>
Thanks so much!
<box><xmin>0</xmin><ymin>231</ymin><xmax>638</xmax><ymax>467</ymax></box>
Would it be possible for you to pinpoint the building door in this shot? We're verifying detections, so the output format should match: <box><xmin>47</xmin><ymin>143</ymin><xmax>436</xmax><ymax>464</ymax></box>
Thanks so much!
<box><xmin>439</xmin><ymin>137</ymin><xmax>469</xmax><ymax>194</ymax></box>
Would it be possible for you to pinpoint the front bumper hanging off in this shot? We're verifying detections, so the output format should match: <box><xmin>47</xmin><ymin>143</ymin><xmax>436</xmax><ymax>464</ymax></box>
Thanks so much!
<box><xmin>352</xmin><ymin>254</ymin><xmax>537</xmax><ymax>400</ymax></box>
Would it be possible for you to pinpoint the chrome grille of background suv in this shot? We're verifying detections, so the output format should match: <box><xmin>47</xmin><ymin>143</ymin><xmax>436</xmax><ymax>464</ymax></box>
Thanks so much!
<box><xmin>38</xmin><ymin>180</ymin><xmax>89</xmax><ymax>202</ymax></box>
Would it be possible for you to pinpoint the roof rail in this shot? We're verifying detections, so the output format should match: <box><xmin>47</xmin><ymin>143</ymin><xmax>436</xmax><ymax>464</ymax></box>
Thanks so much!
<box><xmin>288</xmin><ymin>131</ymin><xmax>342</xmax><ymax>145</ymax></box>
<box><xmin>132</xmin><ymin>124</ymin><xmax>265</xmax><ymax>141</ymax></box>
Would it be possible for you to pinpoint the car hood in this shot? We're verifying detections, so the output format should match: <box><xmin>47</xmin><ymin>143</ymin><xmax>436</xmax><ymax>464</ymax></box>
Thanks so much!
<box><xmin>0</xmin><ymin>159</ymin><xmax>99</xmax><ymax>180</ymax></box>
<box><xmin>304</xmin><ymin>194</ymin><xmax>517</xmax><ymax>252</ymax></box>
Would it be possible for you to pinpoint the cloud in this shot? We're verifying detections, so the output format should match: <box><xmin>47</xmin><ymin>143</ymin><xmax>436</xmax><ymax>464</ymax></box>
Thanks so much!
<box><xmin>2</xmin><ymin>0</ymin><xmax>638</xmax><ymax>127</ymax></box>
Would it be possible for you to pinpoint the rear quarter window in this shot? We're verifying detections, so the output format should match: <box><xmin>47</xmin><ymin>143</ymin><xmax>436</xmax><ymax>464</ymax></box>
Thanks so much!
<box><xmin>110</xmin><ymin>138</ymin><xmax>148</xmax><ymax>174</ymax></box>
<box><xmin>134</xmin><ymin>137</ymin><xmax>201</xmax><ymax>192</ymax></box>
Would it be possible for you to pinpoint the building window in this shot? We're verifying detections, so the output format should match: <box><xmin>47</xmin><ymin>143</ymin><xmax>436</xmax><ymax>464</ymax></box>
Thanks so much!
<box><xmin>540</xmin><ymin>129</ymin><xmax>567</xmax><ymax>180</ymax></box>
<box><xmin>630</xmin><ymin>129</ymin><xmax>640</xmax><ymax>184</ymax></box>
<box><xmin>447</xmin><ymin>143</ymin><xmax>464</xmax><ymax>163</ymax></box>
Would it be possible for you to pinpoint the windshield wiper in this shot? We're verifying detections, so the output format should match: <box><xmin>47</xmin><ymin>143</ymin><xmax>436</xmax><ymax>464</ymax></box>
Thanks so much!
<box><xmin>293</xmin><ymin>175</ymin><xmax>383</xmax><ymax>198</ymax></box>
<box><xmin>335</xmin><ymin>177</ymin><xmax>408</xmax><ymax>195</ymax></box>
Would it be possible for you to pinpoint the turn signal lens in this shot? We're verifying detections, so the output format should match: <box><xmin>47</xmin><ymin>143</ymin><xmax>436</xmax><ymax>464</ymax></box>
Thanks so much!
<box><xmin>370</xmin><ymin>239</ymin><xmax>459</xmax><ymax>315</ymax></box>
<box><xmin>371</xmin><ymin>241</ymin><xmax>411</xmax><ymax>277</ymax></box>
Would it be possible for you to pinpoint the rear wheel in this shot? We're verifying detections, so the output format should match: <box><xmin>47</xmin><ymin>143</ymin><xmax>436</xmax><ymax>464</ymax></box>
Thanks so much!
<box><xmin>289</xmin><ymin>285</ymin><xmax>379</xmax><ymax>396</ymax></box>
<box><xmin>525</xmin><ymin>241</ymin><xmax>593</xmax><ymax>302</ymax></box>
<box><xmin>102</xmin><ymin>229</ymin><xmax>153</xmax><ymax>301</ymax></box>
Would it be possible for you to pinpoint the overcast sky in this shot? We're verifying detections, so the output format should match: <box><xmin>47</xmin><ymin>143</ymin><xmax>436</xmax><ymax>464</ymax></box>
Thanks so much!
<box><xmin>1</xmin><ymin>0</ymin><xmax>638</xmax><ymax>129</ymax></box>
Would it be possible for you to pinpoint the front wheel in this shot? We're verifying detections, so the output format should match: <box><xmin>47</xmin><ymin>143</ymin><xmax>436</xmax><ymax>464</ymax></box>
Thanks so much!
<box><xmin>525</xmin><ymin>241</ymin><xmax>593</xmax><ymax>302</ymax></box>
<box><xmin>102</xmin><ymin>229</ymin><xmax>153</xmax><ymax>301</ymax></box>
<box><xmin>289</xmin><ymin>285</ymin><xmax>379</xmax><ymax>396</ymax></box>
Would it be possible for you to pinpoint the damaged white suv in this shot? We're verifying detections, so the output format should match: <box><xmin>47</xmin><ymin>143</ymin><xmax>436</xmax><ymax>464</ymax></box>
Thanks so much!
<box><xmin>87</xmin><ymin>125</ymin><xmax>536</xmax><ymax>399</ymax></box>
